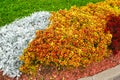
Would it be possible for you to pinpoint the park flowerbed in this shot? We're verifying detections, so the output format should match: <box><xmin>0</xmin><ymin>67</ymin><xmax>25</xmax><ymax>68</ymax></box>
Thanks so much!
<box><xmin>0</xmin><ymin>0</ymin><xmax>120</xmax><ymax>80</ymax></box>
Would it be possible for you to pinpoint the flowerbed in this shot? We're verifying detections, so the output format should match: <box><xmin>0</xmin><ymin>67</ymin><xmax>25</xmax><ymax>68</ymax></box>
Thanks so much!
<box><xmin>19</xmin><ymin>0</ymin><xmax>120</xmax><ymax>79</ymax></box>
<box><xmin>0</xmin><ymin>0</ymin><xmax>120</xmax><ymax>80</ymax></box>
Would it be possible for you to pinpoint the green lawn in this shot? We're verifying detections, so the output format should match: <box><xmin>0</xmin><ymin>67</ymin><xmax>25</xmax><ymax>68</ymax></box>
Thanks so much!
<box><xmin>0</xmin><ymin>0</ymin><xmax>104</xmax><ymax>27</ymax></box>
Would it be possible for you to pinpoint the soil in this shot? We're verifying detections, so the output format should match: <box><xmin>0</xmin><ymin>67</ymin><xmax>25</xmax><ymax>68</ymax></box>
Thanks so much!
<box><xmin>0</xmin><ymin>51</ymin><xmax>120</xmax><ymax>80</ymax></box>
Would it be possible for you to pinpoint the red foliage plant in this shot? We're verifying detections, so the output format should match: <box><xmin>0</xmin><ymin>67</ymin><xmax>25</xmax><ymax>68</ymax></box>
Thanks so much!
<box><xmin>105</xmin><ymin>14</ymin><xmax>120</xmax><ymax>55</ymax></box>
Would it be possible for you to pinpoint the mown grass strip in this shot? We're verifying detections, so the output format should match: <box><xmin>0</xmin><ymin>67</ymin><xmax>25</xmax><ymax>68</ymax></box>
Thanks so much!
<box><xmin>0</xmin><ymin>0</ymin><xmax>104</xmax><ymax>27</ymax></box>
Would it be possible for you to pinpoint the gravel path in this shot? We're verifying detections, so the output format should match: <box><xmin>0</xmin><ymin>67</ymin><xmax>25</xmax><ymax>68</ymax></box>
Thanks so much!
<box><xmin>0</xmin><ymin>11</ymin><xmax>50</xmax><ymax>78</ymax></box>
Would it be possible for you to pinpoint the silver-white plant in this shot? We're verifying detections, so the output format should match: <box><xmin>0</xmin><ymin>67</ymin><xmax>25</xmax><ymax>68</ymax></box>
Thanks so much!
<box><xmin>0</xmin><ymin>11</ymin><xmax>50</xmax><ymax>78</ymax></box>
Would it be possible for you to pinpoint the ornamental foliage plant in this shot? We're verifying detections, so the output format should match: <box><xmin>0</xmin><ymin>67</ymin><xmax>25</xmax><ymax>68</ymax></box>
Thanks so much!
<box><xmin>105</xmin><ymin>14</ymin><xmax>120</xmax><ymax>55</ymax></box>
<box><xmin>0</xmin><ymin>12</ymin><xmax>50</xmax><ymax>78</ymax></box>
<box><xmin>19</xmin><ymin>0</ymin><xmax>120</xmax><ymax>75</ymax></box>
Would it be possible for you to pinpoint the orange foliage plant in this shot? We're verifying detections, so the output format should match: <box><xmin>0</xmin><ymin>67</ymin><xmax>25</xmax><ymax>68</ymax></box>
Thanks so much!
<box><xmin>19</xmin><ymin>0</ymin><xmax>120</xmax><ymax>75</ymax></box>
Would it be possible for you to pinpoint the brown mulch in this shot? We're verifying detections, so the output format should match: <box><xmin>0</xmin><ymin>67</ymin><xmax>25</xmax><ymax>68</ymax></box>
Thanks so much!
<box><xmin>0</xmin><ymin>51</ymin><xmax>120</xmax><ymax>80</ymax></box>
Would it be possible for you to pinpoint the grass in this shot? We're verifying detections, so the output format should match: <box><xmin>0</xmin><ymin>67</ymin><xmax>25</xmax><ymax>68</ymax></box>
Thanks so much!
<box><xmin>0</xmin><ymin>0</ymin><xmax>104</xmax><ymax>27</ymax></box>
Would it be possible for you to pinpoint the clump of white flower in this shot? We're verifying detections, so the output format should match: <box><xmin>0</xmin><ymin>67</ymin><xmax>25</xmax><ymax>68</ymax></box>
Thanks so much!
<box><xmin>0</xmin><ymin>11</ymin><xmax>50</xmax><ymax>78</ymax></box>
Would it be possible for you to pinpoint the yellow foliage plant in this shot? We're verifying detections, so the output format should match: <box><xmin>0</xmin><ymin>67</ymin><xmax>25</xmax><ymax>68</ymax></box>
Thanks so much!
<box><xmin>19</xmin><ymin>0</ymin><xmax>120</xmax><ymax>75</ymax></box>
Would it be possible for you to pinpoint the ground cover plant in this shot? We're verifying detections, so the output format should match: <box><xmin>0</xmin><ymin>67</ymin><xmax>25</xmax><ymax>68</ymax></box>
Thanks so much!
<box><xmin>19</xmin><ymin>0</ymin><xmax>120</xmax><ymax>79</ymax></box>
<box><xmin>0</xmin><ymin>0</ymin><xmax>120</xmax><ymax>80</ymax></box>
<box><xmin>105</xmin><ymin>14</ymin><xmax>120</xmax><ymax>55</ymax></box>
<box><xmin>0</xmin><ymin>12</ymin><xmax>50</xmax><ymax>78</ymax></box>
<box><xmin>0</xmin><ymin>0</ymin><xmax>104</xmax><ymax>27</ymax></box>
